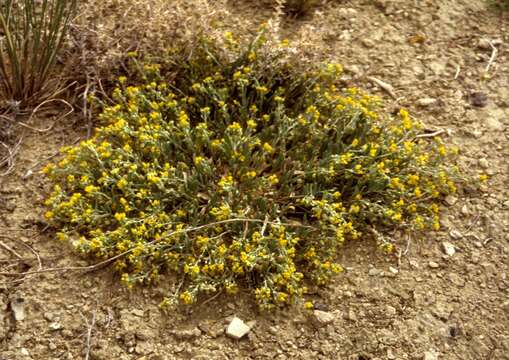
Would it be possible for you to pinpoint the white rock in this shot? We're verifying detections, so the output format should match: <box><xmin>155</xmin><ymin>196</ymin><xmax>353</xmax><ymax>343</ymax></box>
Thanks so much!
<box><xmin>21</xmin><ymin>348</ymin><xmax>30</xmax><ymax>356</ymax></box>
<box><xmin>409</xmin><ymin>259</ymin><xmax>419</xmax><ymax>269</ymax></box>
<box><xmin>368</xmin><ymin>268</ymin><xmax>380</xmax><ymax>276</ymax></box>
<box><xmin>423</xmin><ymin>350</ymin><xmax>438</xmax><ymax>360</ymax></box>
<box><xmin>131</xmin><ymin>309</ymin><xmax>145</xmax><ymax>317</ymax></box>
<box><xmin>417</xmin><ymin>98</ymin><xmax>438</xmax><ymax>107</ymax></box>
<box><xmin>477</xmin><ymin>38</ymin><xmax>491</xmax><ymax>50</ymax></box>
<box><xmin>313</xmin><ymin>310</ymin><xmax>335</xmax><ymax>325</ymax></box>
<box><xmin>49</xmin><ymin>322</ymin><xmax>63</xmax><ymax>331</ymax></box>
<box><xmin>389</xmin><ymin>266</ymin><xmax>399</xmax><ymax>274</ymax></box>
<box><xmin>478</xmin><ymin>158</ymin><xmax>489</xmax><ymax>169</ymax></box>
<box><xmin>450</xmin><ymin>230</ymin><xmax>463</xmax><ymax>240</ymax></box>
<box><xmin>442</xmin><ymin>242</ymin><xmax>456</xmax><ymax>256</ymax></box>
<box><xmin>10</xmin><ymin>298</ymin><xmax>25</xmax><ymax>321</ymax></box>
<box><xmin>428</xmin><ymin>261</ymin><xmax>440</xmax><ymax>269</ymax></box>
<box><xmin>385</xmin><ymin>305</ymin><xmax>397</xmax><ymax>317</ymax></box>
<box><xmin>226</xmin><ymin>317</ymin><xmax>251</xmax><ymax>339</ymax></box>
<box><xmin>445</xmin><ymin>195</ymin><xmax>458</xmax><ymax>206</ymax></box>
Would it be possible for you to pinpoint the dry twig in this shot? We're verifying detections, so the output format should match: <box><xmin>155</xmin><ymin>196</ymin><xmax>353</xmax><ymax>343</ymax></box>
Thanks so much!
<box><xmin>367</xmin><ymin>76</ymin><xmax>397</xmax><ymax>99</ymax></box>
<box><xmin>0</xmin><ymin>241</ymin><xmax>23</xmax><ymax>259</ymax></box>
<box><xmin>80</xmin><ymin>309</ymin><xmax>97</xmax><ymax>360</ymax></box>
<box><xmin>415</xmin><ymin>129</ymin><xmax>446</xmax><ymax>139</ymax></box>
<box><xmin>485</xmin><ymin>41</ymin><xmax>498</xmax><ymax>73</ymax></box>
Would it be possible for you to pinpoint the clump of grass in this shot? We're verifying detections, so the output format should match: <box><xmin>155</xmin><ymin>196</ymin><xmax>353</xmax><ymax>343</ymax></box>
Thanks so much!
<box><xmin>42</xmin><ymin>31</ymin><xmax>463</xmax><ymax>310</ymax></box>
<box><xmin>0</xmin><ymin>0</ymin><xmax>77</xmax><ymax>108</ymax></box>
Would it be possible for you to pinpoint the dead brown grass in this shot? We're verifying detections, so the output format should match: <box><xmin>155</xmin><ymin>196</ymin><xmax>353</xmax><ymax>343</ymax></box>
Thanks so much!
<box><xmin>69</xmin><ymin>0</ymin><xmax>229</xmax><ymax>80</ymax></box>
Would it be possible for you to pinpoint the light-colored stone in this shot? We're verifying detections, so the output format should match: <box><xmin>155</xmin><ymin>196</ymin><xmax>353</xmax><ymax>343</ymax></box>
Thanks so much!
<box><xmin>485</xmin><ymin>108</ymin><xmax>506</xmax><ymax>131</ymax></box>
<box><xmin>417</xmin><ymin>98</ymin><xmax>438</xmax><ymax>107</ymax></box>
<box><xmin>450</xmin><ymin>230</ymin><xmax>463</xmax><ymax>240</ymax></box>
<box><xmin>442</xmin><ymin>242</ymin><xmax>456</xmax><ymax>256</ymax></box>
<box><xmin>226</xmin><ymin>317</ymin><xmax>250</xmax><ymax>339</ymax></box>
<box><xmin>409</xmin><ymin>259</ymin><xmax>419</xmax><ymax>268</ymax></box>
<box><xmin>171</xmin><ymin>327</ymin><xmax>201</xmax><ymax>340</ymax></box>
<box><xmin>423</xmin><ymin>350</ymin><xmax>438</xmax><ymax>360</ymax></box>
<box><xmin>448</xmin><ymin>273</ymin><xmax>465</xmax><ymax>287</ymax></box>
<box><xmin>478</xmin><ymin>158</ymin><xmax>489</xmax><ymax>169</ymax></box>
<box><xmin>428</xmin><ymin>261</ymin><xmax>440</xmax><ymax>269</ymax></box>
<box><xmin>10</xmin><ymin>298</ymin><xmax>25</xmax><ymax>321</ymax></box>
<box><xmin>445</xmin><ymin>195</ymin><xmax>458</xmax><ymax>206</ymax></box>
<box><xmin>345</xmin><ymin>309</ymin><xmax>357</xmax><ymax>322</ymax></box>
<box><xmin>385</xmin><ymin>305</ymin><xmax>397</xmax><ymax>317</ymax></box>
<box><xmin>477</xmin><ymin>38</ymin><xmax>491</xmax><ymax>50</ymax></box>
<box><xmin>49</xmin><ymin>322</ymin><xmax>63</xmax><ymax>331</ymax></box>
<box><xmin>368</xmin><ymin>268</ymin><xmax>380</xmax><ymax>276</ymax></box>
<box><xmin>313</xmin><ymin>310</ymin><xmax>335</xmax><ymax>325</ymax></box>
<box><xmin>131</xmin><ymin>309</ymin><xmax>145</xmax><ymax>317</ymax></box>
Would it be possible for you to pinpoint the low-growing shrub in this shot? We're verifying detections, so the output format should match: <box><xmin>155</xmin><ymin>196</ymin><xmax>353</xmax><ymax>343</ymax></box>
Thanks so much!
<box><xmin>43</xmin><ymin>32</ymin><xmax>461</xmax><ymax>310</ymax></box>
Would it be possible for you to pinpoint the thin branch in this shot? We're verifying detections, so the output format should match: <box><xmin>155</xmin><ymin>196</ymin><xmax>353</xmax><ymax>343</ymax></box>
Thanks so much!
<box><xmin>0</xmin><ymin>241</ymin><xmax>23</xmax><ymax>259</ymax></box>
<box><xmin>367</xmin><ymin>76</ymin><xmax>397</xmax><ymax>99</ymax></box>
<box><xmin>79</xmin><ymin>309</ymin><xmax>97</xmax><ymax>360</ymax></box>
<box><xmin>485</xmin><ymin>41</ymin><xmax>498</xmax><ymax>73</ymax></box>
<box><xmin>415</xmin><ymin>129</ymin><xmax>446</xmax><ymax>139</ymax></box>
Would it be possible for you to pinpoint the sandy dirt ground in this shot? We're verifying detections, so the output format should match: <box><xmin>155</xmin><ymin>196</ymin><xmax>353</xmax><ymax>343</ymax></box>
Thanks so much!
<box><xmin>1</xmin><ymin>1</ymin><xmax>508</xmax><ymax>359</ymax></box>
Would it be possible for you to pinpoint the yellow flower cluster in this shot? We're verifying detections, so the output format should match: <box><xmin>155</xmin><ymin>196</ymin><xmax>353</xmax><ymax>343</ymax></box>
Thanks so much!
<box><xmin>42</xmin><ymin>31</ymin><xmax>462</xmax><ymax>310</ymax></box>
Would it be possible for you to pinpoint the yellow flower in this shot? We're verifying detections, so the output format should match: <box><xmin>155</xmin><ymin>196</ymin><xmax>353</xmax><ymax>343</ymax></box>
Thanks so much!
<box><xmin>194</xmin><ymin>156</ymin><xmax>205</xmax><ymax>166</ymax></box>
<box><xmin>256</xmin><ymin>86</ymin><xmax>268</xmax><ymax>94</ymax></box>
<box><xmin>227</xmin><ymin>122</ymin><xmax>242</xmax><ymax>133</ymax></box>
<box><xmin>277</xmin><ymin>292</ymin><xmax>288</xmax><ymax>303</ymax></box>
<box><xmin>85</xmin><ymin>185</ymin><xmax>98</xmax><ymax>194</ymax></box>
<box><xmin>247</xmin><ymin>119</ymin><xmax>257</xmax><ymax>129</ymax></box>
<box><xmin>178</xmin><ymin>111</ymin><xmax>189</xmax><ymax>128</ymax></box>
<box><xmin>263</xmin><ymin>142</ymin><xmax>274</xmax><ymax>154</ymax></box>
<box><xmin>114</xmin><ymin>212</ymin><xmax>126</xmax><ymax>222</ymax></box>
<box><xmin>354</xmin><ymin>164</ymin><xmax>364</xmax><ymax>174</ymax></box>
<box><xmin>267</xmin><ymin>174</ymin><xmax>279</xmax><ymax>185</ymax></box>
<box><xmin>349</xmin><ymin>204</ymin><xmax>360</xmax><ymax>214</ymax></box>
<box><xmin>340</xmin><ymin>152</ymin><xmax>353</xmax><ymax>165</ymax></box>
<box><xmin>179</xmin><ymin>291</ymin><xmax>194</xmax><ymax>305</ymax></box>
<box><xmin>218</xmin><ymin>175</ymin><xmax>234</xmax><ymax>189</ymax></box>
<box><xmin>303</xmin><ymin>301</ymin><xmax>314</xmax><ymax>310</ymax></box>
<box><xmin>117</xmin><ymin>178</ymin><xmax>128</xmax><ymax>190</ymax></box>
<box><xmin>244</xmin><ymin>171</ymin><xmax>257</xmax><ymax>179</ymax></box>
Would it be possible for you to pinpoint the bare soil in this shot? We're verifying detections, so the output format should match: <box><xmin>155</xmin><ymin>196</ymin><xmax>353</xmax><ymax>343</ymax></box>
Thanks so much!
<box><xmin>1</xmin><ymin>1</ymin><xmax>508</xmax><ymax>359</ymax></box>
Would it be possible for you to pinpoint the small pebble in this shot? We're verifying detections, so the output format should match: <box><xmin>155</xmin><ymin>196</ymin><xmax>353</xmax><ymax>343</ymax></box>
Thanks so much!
<box><xmin>368</xmin><ymin>268</ymin><xmax>380</xmax><ymax>276</ymax></box>
<box><xmin>445</xmin><ymin>195</ymin><xmax>458</xmax><ymax>206</ymax></box>
<box><xmin>477</xmin><ymin>38</ymin><xmax>491</xmax><ymax>50</ymax></box>
<box><xmin>450</xmin><ymin>230</ymin><xmax>463</xmax><ymax>240</ymax></box>
<box><xmin>417</xmin><ymin>98</ymin><xmax>438</xmax><ymax>107</ymax></box>
<box><xmin>389</xmin><ymin>266</ymin><xmax>399</xmax><ymax>274</ymax></box>
<box><xmin>226</xmin><ymin>317</ymin><xmax>251</xmax><ymax>339</ymax></box>
<box><xmin>478</xmin><ymin>158</ymin><xmax>489</xmax><ymax>169</ymax></box>
<box><xmin>313</xmin><ymin>310</ymin><xmax>335</xmax><ymax>325</ymax></box>
<box><xmin>442</xmin><ymin>242</ymin><xmax>456</xmax><ymax>256</ymax></box>
<box><xmin>429</xmin><ymin>261</ymin><xmax>440</xmax><ymax>269</ymax></box>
